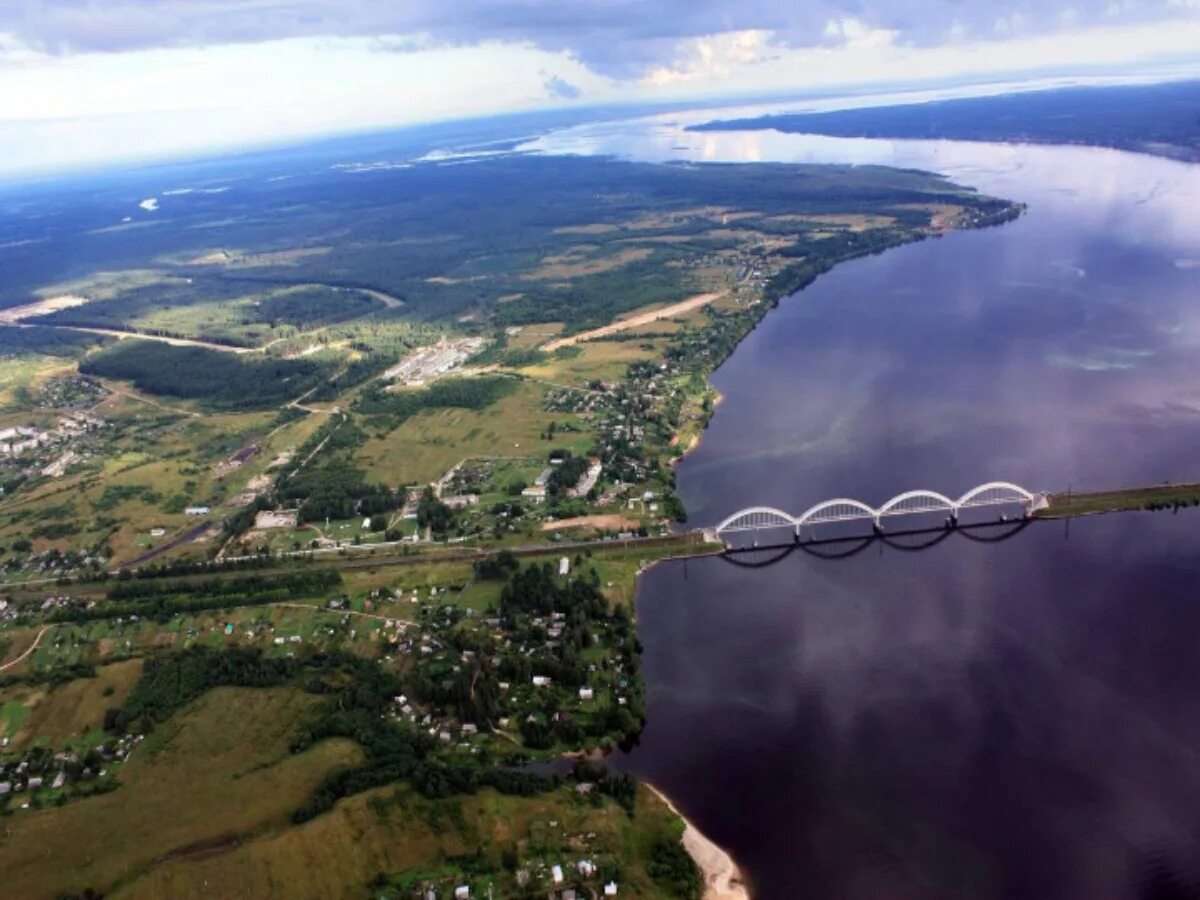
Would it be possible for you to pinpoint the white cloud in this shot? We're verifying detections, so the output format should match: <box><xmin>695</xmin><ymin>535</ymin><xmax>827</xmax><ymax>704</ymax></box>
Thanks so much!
<box><xmin>0</xmin><ymin>4</ymin><xmax>1198</xmax><ymax>176</ymax></box>
<box><xmin>645</xmin><ymin>30</ymin><xmax>779</xmax><ymax>87</ymax></box>
<box><xmin>639</xmin><ymin>16</ymin><xmax>1200</xmax><ymax>98</ymax></box>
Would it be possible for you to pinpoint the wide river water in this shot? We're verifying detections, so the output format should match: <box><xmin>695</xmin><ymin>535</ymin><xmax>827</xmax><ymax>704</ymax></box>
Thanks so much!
<box><xmin>529</xmin><ymin>113</ymin><xmax>1200</xmax><ymax>897</ymax></box>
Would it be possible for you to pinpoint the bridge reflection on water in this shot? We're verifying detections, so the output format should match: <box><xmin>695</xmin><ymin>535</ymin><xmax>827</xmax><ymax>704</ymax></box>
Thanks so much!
<box><xmin>719</xmin><ymin>519</ymin><xmax>1033</xmax><ymax>568</ymax></box>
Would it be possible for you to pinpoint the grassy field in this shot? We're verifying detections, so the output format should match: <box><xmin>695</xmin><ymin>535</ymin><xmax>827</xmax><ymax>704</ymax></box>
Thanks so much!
<box><xmin>518</xmin><ymin>338</ymin><xmax>665</xmax><ymax>386</ymax></box>
<box><xmin>4</xmin><ymin>600</ymin><xmax>414</xmax><ymax>673</ymax></box>
<box><xmin>343</xmin><ymin>333</ymin><xmax>673</xmax><ymax>495</ymax></box>
<box><xmin>0</xmin><ymin>686</ymin><xmax>361</xmax><ymax>898</ymax></box>
<box><xmin>0</xmin><ymin>392</ymin><xmax>333</xmax><ymax>567</ymax></box>
<box><xmin>114</xmin><ymin>781</ymin><xmax>686</xmax><ymax>900</ymax></box>
<box><xmin>355</xmin><ymin>379</ymin><xmax>589</xmax><ymax>487</ymax></box>
<box><xmin>1037</xmin><ymin>482</ymin><xmax>1200</xmax><ymax>517</ymax></box>
<box><xmin>0</xmin><ymin>356</ymin><xmax>76</xmax><ymax>410</ymax></box>
<box><xmin>0</xmin><ymin>658</ymin><xmax>143</xmax><ymax>751</ymax></box>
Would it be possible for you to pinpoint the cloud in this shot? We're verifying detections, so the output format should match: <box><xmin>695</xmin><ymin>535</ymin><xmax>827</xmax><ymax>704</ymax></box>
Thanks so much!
<box><xmin>542</xmin><ymin>71</ymin><xmax>582</xmax><ymax>99</ymax></box>
<box><xmin>3</xmin><ymin>0</ymin><xmax>1199</xmax><ymax>77</ymax></box>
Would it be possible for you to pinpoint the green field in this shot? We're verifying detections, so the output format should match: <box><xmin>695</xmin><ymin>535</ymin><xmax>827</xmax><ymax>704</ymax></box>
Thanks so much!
<box><xmin>1037</xmin><ymin>482</ymin><xmax>1200</xmax><ymax>517</ymax></box>
<box><xmin>0</xmin><ymin>686</ymin><xmax>362</xmax><ymax>898</ymax></box>
<box><xmin>117</xmin><ymin>780</ymin><xmax>689</xmax><ymax>900</ymax></box>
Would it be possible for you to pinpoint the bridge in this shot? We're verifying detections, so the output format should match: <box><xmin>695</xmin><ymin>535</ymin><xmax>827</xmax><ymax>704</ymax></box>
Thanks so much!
<box><xmin>714</xmin><ymin>482</ymin><xmax>1043</xmax><ymax>545</ymax></box>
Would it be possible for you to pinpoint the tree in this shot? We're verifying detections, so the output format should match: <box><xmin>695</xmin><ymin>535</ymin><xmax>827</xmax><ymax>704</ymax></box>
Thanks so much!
<box><xmin>416</xmin><ymin>488</ymin><xmax>454</xmax><ymax>536</ymax></box>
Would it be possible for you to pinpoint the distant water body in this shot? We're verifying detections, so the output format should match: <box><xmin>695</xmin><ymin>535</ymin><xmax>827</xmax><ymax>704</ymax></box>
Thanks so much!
<box><xmin>528</xmin><ymin>115</ymin><xmax>1200</xmax><ymax>897</ymax></box>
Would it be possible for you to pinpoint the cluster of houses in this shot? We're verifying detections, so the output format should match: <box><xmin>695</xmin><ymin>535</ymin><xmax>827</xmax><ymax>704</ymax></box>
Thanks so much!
<box><xmin>0</xmin><ymin>733</ymin><xmax>143</xmax><ymax>810</ymax></box>
<box><xmin>0</xmin><ymin>425</ymin><xmax>47</xmax><ymax>457</ymax></box>
<box><xmin>0</xmin><ymin>413</ymin><xmax>109</xmax><ymax>484</ymax></box>
<box><xmin>25</xmin><ymin>374</ymin><xmax>106</xmax><ymax>410</ymax></box>
<box><xmin>542</xmin><ymin>365</ymin><xmax>675</xmax><ymax>492</ymax></box>
<box><xmin>396</xmin><ymin>590</ymin><xmax>633</xmax><ymax>761</ymax></box>
<box><xmin>0</xmin><ymin>594</ymin><xmax>77</xmax><ymax>625</ymax></box>
<box><xmin>2</xmin><ymin>544</ymin><xmax>108</xmax><ymax>580</ymax></box>
<box><xmin>414</xmin><ymin>857</ymin><xmax>621</xmax><ymax>899</ymax></box>
<box><xmin>0</xmin><ymin>413</ymin><xmax>106</xmax><ymax>463</ymax></box>
<box><xmin>518</xmin><ymin>854</ymin><xmax>622</xmax><ymax>897</ymax></box>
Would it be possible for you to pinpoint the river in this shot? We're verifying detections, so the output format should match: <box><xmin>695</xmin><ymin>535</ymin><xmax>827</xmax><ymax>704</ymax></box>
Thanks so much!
<box><xmin>528</xmin><ymin>112</ymin><xmax>1200</xmax><ymax>897</ymax></box>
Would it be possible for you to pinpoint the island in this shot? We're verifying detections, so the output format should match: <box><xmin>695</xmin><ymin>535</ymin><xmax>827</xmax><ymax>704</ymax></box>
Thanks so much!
<box><xmin>688</xmin><ymin>79</ymin><xmax>1200</xmax><ymax>163</ymax></box>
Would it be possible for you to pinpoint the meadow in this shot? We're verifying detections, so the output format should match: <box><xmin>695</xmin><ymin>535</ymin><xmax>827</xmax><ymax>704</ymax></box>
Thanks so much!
<box><xmin>0</xmin><ymin>686</ymin><xmax>362</xmax><ymax>898</ymax></box>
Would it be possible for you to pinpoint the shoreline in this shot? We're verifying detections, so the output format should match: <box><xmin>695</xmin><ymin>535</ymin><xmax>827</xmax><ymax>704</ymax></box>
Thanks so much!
<box><xmin>627</xmin><ymin>207</ymin><xmax>1023</xmax><ymax>900</ymax></box>
<box><xmin>645</xmin><ymin>783</ymin><xmax>752</xmax><ymax>900</ymax></box>
<box><xmin>662</xmin><ymin>200</ymin><xmax>1023</xmax><ymax>495</ymax></box>
<box><xmin>670</xmin><ymin>384</ymin><xmax>724</xmax><ymax>471</ymax></box>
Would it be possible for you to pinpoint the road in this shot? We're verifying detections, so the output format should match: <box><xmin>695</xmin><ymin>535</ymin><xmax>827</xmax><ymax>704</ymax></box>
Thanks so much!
<box><xmin>542</xmin><ymin>291</ymin><xmax>726</xmax><ymax>352</ymax></box>
<box><xmin>0</xmin><ymin>626</ymin><xmax>51</xmax><ymax>672</ymax></box>
<box><xmin>7</xmin><ymin>322</ymin><xmax>256</xmax><ymax>354</ymax></box>
<box><xmin>272</xmin><ymin>602</ymin><xmax>418</xmax><ymax>628</ymax></box>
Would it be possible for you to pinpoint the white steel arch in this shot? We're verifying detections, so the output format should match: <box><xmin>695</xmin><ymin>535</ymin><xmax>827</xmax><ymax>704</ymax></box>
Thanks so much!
<box><xmin>714</xmin><ymin>481</ymin><xmax>1036</xmax><ymax>542</ymax></box>
<box><xmin>876</xmin><ymin>490</ymin><xmax>957</xmax><ymax>519</ymax></box>
<box><xmin>714</xmin><ymin>505</ymin><xmax>797</xmax><ymax>534</ymax></box>
<box><xmin>956</xmin><ymin>481</ymin><xmax>1034</xmax><ymax>508</ymax></box>
<box><xmin>795</xmin><ymin>498</ymin><xmax>877</xmax><ymax>526</ymax></box>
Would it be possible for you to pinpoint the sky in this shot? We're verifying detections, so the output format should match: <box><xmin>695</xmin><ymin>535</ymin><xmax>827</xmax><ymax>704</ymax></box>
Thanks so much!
<box><xmin>2</xmin><ymin>1</ymin><xmax>1200</xmax><ymax>177</ymax></box>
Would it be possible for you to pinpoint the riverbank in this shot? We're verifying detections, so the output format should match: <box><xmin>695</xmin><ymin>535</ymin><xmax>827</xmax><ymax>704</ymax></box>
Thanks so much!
<box><xmin>646</xmin><ymin>784</ymin><xmax>752</xmax><ymax>900</ymax></box>
<box><xmin>1035</xmin><ymin>481</ymin><xmax>1200</xmax><ymax>518</ymax></box>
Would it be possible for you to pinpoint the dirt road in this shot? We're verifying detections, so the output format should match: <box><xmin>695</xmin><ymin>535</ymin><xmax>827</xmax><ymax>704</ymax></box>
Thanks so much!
<box><xmin>26</xmin><ymin>324</ymin><xmax>256</xmax><ymax>354</ymax></box>
<box><xmin>541</xmin><ymin>291</ymin><xmax>726</xmax><ymax>352</ymax></box>
<box><xmin>0</xmin><ymin>626</ymin><xmax>52</xmax><ymax>672</ymax></box>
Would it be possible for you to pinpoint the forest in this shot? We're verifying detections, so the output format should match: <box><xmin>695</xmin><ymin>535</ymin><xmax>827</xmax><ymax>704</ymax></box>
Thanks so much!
<box><xmin>1</xmin><ymin>152</ymin><xmax>1008</xmax><ymax>331</ymax></box>
<box><xmin>0</xmin><ymin>325</ymin><xmax>111</xmax><ymax>358</ymax></box>
<box><xmin>79</xmin><ymin>340</ymin><xmax>335</xmax><ymax>409</ymax></box>
<box><xmin>356</xmin><ymin>376</ymin><xmax>517</xmax><ymax>423</ymax></box>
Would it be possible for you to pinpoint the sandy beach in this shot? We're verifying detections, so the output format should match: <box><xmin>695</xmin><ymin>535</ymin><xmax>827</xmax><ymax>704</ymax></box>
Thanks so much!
<box><xmin>647</xmin><ymin>784</ymin><xmax>752</xmax><ymax>900</ymax></box>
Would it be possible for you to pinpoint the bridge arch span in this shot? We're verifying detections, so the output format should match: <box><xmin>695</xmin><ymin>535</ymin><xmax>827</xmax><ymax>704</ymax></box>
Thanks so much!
<box><xmin>796</xmin><ymin>498</ymin><xmax>877</xmax><ymax>526</ymax></box>
<box><xmin>876</xmin><ymin>489</ymin><xmax>957</xmax><ymax>519</ymax></box>
<box><xmin>956</xmin><ymin>481</ymin><xmax>1035</xmax><ymax>509</ymax></box>
<box><xmin>714</xmin><ymin>505</ymin><xmax>796</xmax><ymax>535</ymax></box>
<box><xmin>712</xmin><ymin>480</ymin><xmax>1037</xmax><ymax>545</ymax></box>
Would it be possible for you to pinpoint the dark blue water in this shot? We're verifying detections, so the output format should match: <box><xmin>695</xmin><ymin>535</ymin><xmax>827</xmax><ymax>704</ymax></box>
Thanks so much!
<box><xmin>534</xmin><ymin>121</ymin><xmax>1200</xmax><ymax>896</ymax></box>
